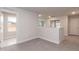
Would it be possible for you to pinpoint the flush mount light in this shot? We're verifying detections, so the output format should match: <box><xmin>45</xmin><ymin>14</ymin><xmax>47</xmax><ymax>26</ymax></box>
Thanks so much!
<box><xmin>38</xmin><ymin>14</ymin><xmax>42</xmax><ymax>17</ymax></box>
<box><xmin>72</xmin><ymin>11</ymin><xmax>76</xmax><ymax>15</ymax></box>
<box><xmin>48</xmin><ymin>16</ymin><xmax>51</xmax><ymax>18</ymax></box>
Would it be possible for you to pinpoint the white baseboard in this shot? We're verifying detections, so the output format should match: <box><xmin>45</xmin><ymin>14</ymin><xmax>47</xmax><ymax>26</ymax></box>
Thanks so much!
<box><xmin>0</xmin><ymin>36</ymin><xmax>38</xmax><ymax>48</ymax></box>
<box><xmin>0</xmin><ymin>36</ymin><xmax>60</xmax><ymax>48</ymax></box>
<box><xmin>37</xmin><ymin>36</ymin><xmax>60</xmax><ymax>44</ymax></box>
<box><xmin>17</xmin><ymin>36</ymin><xmax>38</xmax><ymax>45</ymax></box>
<box><xmin>68</xmin><ymin>33</ymin><xmax>79</xmax><ymax>36</ymax></box>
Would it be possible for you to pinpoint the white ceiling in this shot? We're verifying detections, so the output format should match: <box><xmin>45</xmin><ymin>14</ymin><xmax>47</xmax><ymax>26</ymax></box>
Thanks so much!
<box><xmin>21</xmin><ymin>7</ymin><xmax>79</xmax><ymax>16</ymax></box>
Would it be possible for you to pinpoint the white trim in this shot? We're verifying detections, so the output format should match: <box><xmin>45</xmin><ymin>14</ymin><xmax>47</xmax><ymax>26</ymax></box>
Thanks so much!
<box><xmin>17</xmin><ymin>36</ymin><xmax>38</xmax><ymax>44</ymax></box>
<box><xmin>68</xmin><ymin>33</ymin><xmax>79</xmax><ymax>36</ymax></box>
<box><xmin>0</xmin><ymin>36</ymin><xmax>38</xmax><ymax>48</ymax></box>
<box><xmin>37</xmin><ymin>36</ymin><xmax>60</xmax><ymax>44</ymax></box>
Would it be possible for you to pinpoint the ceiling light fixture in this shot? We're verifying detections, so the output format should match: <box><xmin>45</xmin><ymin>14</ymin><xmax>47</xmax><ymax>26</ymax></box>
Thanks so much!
<box><xmin>48</xmin><ymin>16</ymin><xmax>51</xmax><ymax>18</ymax></box>
<box><xmin>38</xmin><ymin>14</ymin><xmax>42</xmax><ymax>17</ymax></box>
<box><xmin>72</xmin><ymin>11</ymin><xmax>76</xmax><ymax>15</ymax></box>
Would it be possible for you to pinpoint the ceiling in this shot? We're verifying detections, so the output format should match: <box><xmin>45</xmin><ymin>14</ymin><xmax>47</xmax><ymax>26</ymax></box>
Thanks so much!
<box><xmin>21</xmin><ymin>7</ymin><xmax>79</xmax><ymax>16</ymax></box>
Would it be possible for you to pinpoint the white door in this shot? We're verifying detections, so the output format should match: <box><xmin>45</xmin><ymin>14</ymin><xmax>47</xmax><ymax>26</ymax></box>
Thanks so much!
<box><xmin>68</xmin><ymin>15</ymin><xmax>79</xmax><ymax>35</ymax></box>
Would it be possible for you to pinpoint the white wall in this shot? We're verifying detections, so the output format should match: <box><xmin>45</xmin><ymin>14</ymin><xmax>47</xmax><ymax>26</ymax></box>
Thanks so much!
<box><xmin>1</xmin><ymin>8</ymin><xmax>68</xmax><ymax>45</ymax></box>
<box><xmin>1</xmin><ymin>8</ymin><xmax>38</xmax><ymax>44</ymax></box>
<box><xmin>0</xmin><ymin>16</ymin><xmax>1</xmax><ymax>39</ymax></box>
<box><xmin>38</xmin><ymin>27</ymin><xmax>64</xmax><ymax>44</ymax></box>
<box><xmin>16</xmin><ymin>9</ymin><xmax>38</xmax><ymax>43</ymax></box>
<box><xmin>37</xmin><ymin>16</ymin><xmax>68</xmax><ymax>44</ymax></box>
<box><xmin>55</xmin><ymin>16</ymin><xmax>68</xmax><ymax>36</ymax></box>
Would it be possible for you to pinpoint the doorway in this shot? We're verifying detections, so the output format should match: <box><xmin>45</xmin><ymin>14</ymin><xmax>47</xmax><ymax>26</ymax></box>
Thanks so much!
<box><xmin>68</xmin><ymin>15</ymin><xmax>79</xmax><ymax>35</ymax></box>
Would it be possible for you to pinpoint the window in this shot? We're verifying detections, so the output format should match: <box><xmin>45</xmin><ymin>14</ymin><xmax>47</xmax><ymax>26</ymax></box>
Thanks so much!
<box><xmin>7</xmin><ymin>16</ymin><xmax>16</xmax><ymax>32</ymax></box>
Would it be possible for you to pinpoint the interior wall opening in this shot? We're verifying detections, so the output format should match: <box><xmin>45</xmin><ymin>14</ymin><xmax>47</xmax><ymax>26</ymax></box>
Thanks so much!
<box><xmin>68</xmin><ymin>14</ymin><xmax>79</xmax><ymax>36</ymax></box>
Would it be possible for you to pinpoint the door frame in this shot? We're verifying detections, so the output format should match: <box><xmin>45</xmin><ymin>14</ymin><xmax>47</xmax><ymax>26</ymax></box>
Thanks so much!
<box><xmin>68</xmin><ymin>15</ymin><xmax>79</xmax><ymax>36</ymax></box>
<box><xmin>0</xmin><ymin>9</ymin><xmax>17</xmax><ymax>48</ymax></box>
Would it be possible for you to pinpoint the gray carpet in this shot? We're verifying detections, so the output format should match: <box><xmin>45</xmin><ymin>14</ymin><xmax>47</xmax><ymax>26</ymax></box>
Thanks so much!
<box><xmin>0</xmin><ymin>36</ymin><xmax>79</xmax><ymax>51</ymax></box>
